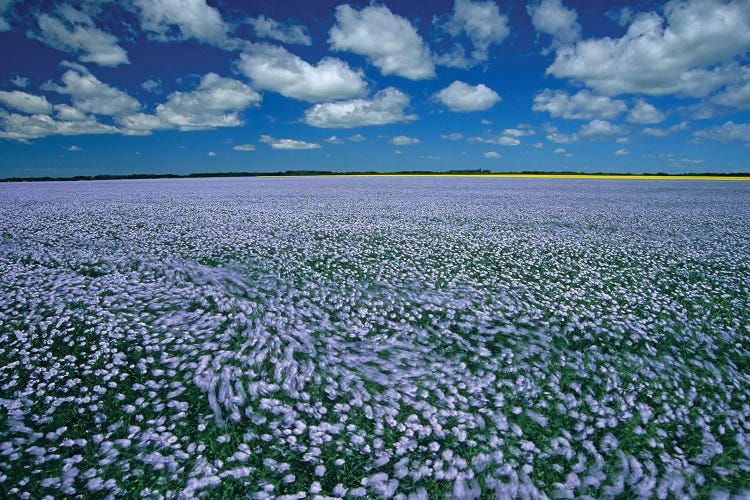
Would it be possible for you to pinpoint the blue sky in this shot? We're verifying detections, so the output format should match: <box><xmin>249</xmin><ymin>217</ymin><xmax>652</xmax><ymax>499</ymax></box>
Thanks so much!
<box><xmin>1</xmin><ymin>0</ymin><xmax>749</xmax><ymax>177</ymax></box>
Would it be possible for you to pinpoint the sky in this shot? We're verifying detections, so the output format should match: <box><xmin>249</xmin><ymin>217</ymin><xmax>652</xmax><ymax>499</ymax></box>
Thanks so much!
<box><xmin>1</xmin><ymin>0</ymin><xmax>750</xmax><ymax>177</ymax></box>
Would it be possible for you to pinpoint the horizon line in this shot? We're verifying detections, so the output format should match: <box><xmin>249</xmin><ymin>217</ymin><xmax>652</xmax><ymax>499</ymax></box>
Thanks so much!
<box><xmin>3</xmin><ymin>170</ymin><xmax>750</xmax><ymax>183</ymax></box>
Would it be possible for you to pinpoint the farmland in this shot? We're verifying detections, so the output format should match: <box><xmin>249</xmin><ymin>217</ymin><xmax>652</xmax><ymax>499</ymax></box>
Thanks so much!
<box><xmin>1</xmin><ymin>176</ymin><xmax>749</xmax><ymax>499</ymax></box>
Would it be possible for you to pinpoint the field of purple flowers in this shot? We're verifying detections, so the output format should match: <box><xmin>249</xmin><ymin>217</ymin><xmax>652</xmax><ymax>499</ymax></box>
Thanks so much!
<box><xmin>1</xmin><ymin>176</ymin><xmax>749</xmax><ymax>499</ymax></box>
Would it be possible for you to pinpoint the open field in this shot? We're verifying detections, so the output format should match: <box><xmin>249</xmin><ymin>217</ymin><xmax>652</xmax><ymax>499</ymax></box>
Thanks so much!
<box><xmin>1</xmin><ymin>176</ymin><xmax>749</xmax><ymax>499</ymax></box>
<box><xmin>306</xmin><ymin>174</ymin><xmax>750</xmax><ymax>181</ymax></box>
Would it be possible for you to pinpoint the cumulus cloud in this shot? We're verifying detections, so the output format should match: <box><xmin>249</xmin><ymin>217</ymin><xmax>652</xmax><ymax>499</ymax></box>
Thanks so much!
<box><xmin>533</xmin><ymin>89</ymin><xmax>626</xmax><ymax>120</ymax></box>
<box><xmin>502</xmin><ymin>127</ymin><xmax>535</xmax><ymax>138</ymax></box>
<box><xmin>207</xmin><ymin>151</ymin><xmax>216</xmax><ymax>156</ymax></box>
<box><xmin>149</xmin><ymin>73</ymin><xmax>260</xmax><ymax>130</ymax></box>
<box><xmin>119</xmin><ymin>73</ymin><xmax>260</xmax><ymax>133</ymax></box>
<box><xmin>642</xmin><ymin>121</ymin><xmax>689</xmax><ymax>137</ymax></box>
<box><xmin>233</xmin><ymin>144</ymin><xmax>256</xmax><ymax>151</ymax></box>
<box><xmin>434</xmin><ymin>0</ymin><xmax>510</xmax><ymax>68</ymax></box>
<box><xmin>434</xmin><ymin>81</ymin><xmax>501</xmax><ymax>112</ymax></box>
<box><xmin>247</xmin><ymin>15</ymin><xmax>311</xmax><ymax>45</ymax></box>
<box><xmin>325</xmin><ymin>136</ymin><xmax>344</xmax><ymax>144</ymax></box>
<box><xmin>544</xmin><ymin>124</ymin><xmax>578</xmax><ymax>143</ymax></box>
<box><xmin>260</xmin><ymin>134</ymin><xmax>321</xmax><ymax>149</ymax></box>
<box><xmin>133</xmin><ymin>0</ymin><xmax>229</xmax><ymax>46</ymax></box>
<box><xmin>441</xmin><ymin>132</ymin><xmax>464</xmax><ymax>140</ymax></box>
<box><xmin>0</xmin><ymin>90</ymin><xmax>53</xmax><ymax>115</ymax></box>
<box><xmin>0</xmin><ymin>109</ymin><xmax>118</xmax><ymax>141</ymax></box>
<box><xmin>627</xmin><ymin>99</ymin><xmax>665</xmax><ymax>124</ymax></box>
<box><xmin>329</xmin><ymin>4</ymin><xmax>434</xmax><ymax>80</ymax></box>
<box><xmin>484</xmin><ymin>151</ymin><xmax>501</xmax><ymax>158</ymax></box>
<box><xmin>65</xmin><ymin>145</ymin><xmax>81</xmax><ymax>151</ymax></box>
<box><xmin>527</xmin><ymin>0</ymin><xmax>580</xmax><ymax>48</ymax></box>
<box><xmin>44</xmin><ymin>66</ymin><xmax>141</xmax><ymax>116</ymax></box>
<box><xmin>303</xmin><ymin>87</ymin><xmax>417</xmax><ymax>129</ymax></box>
<box><xmin>237</xmin><ymin>44</ymin><xmax>367</xmax><ymax>102</ymax></box>
<box><xmin>0</xmin><ymin>0</ymin><xmax>13</xmax><ymax>31</ymax></box>
<box><xmin>141</xmin><ymin>79</ymin><xmax>162</xmax><ymax>94</ymax></box>
<box><xmin>615</xmin><ymin>148</ymin><xmax>630</xmax><ymax>155</ymax></box>
<box><xmin>55</xmin><ymin>104</ymin><xmax>87</xmax><ymax>121</ymax></box>
<box><xmin>547</xmin><ymin>0</ymin><xmax>750</xmax><ymax>96</ymax></box>
<box><xmin>554</xmin><ymin>147</ymin><xmax>567</xmax><ymax>154</ymax></box>
<box><xmin>34</xmin><ymin>5</ymin><xmax>129</xmax><ymax>67</ymax></box>
<box><xmin>469</xmin><ymin>128</ymin><xmax>532</xmax><ymax>146</ymax></box>
<box><xmin>390</xmin><ymin>135</ymin><xmax>419</xmax><ymax>145</ymax></box>
<box><xmin>348</xmin><ymin>133</ymin><xmax>365</xmax><ymax>142</ymax></box>
<box><xmin>470</xmin><ymin>134</ymin><xmax>520</xmax><ymax>146</ymax></box>
<box><xmin>579</xmin><ymin>119</ymin><xmax>626</xmax><ymax>138</ymax></box>
<box><xmin>693</xmin><ymin>120</ymin><xmax>750</xmax><ymax>144</ymax></box>
<box><xmin>711</xmin><ymin>66</ymin><xmax>750</xmax><ymax>110</ymax></box>
<box><xmin>11</xmin><ymin>76</ymin><xmax>29</xmax><ymax>88</ymax></box>
<box><xmin>494</xmin><ymin>136</ymin><xmax>520</xmax><ymax>146</ymax></box>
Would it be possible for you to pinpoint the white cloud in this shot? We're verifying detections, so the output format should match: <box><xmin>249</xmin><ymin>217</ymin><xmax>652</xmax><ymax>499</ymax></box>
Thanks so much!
<box><xmin>481</xmin><ymin>118</ymin><xmax>491</xmax><ymax>125</ymax></box>
<box><xmin>693</xmin><ymin>120</ymin><xmax>750</xmax><ymax>144</ymax></box>
<box><xmin>544</xmin><ymin>124</ymin><xmax>578</xmax><ymax>143</ymax></box>
<box><xmin>237</xmin><ymin>44</ymin><xmax>367</xmax><ymax>102</ymax></box>
<box><xmin>0</xmin><ymin>90</ymin><xmax>53</xmax><ymax>115</ymax></box>
<box><xmin>441</xmin><ymin>132</ymin><xmax>464</xmax><ymax>140</ymax></box>
<box><xmin>616</xmin><ymin>136</ymin><xmax>630</xmax><ymax>143</ymax></box>
<box><xmin>390</xmin><ymin>135</ymin><xmax>419</xmax><ymax>146</ymax></box>
<box><xmin>34</xmin><ymin>6</ymin><xmax>129</xmax><ymax>67</ymax></box>
<box><xmin>329</xmin><ymin>4</ymin><xmax>434</xmax><ymax>80</ymax></box>
<box><xmin>117</xmin><ymin>113</ymin><xmax>169</xmax><ymax>135</ymax></box>
<box><xmin>303</xmin><ymin>87</ymin><xmax>417</xmax><ymax>128</ymax></box>
<box><xmin>208</xmin><ymin>151</ymin><xmax>216</xmax><ymax>157</ymax></box>
<box><xmin>610</xmin><ymin>7</ymin><xmax>634</xmax><ymax>27</ymax></box>
<box><xmin>152</xmin><ymin>73</ymin><xmax>260</xmax><ymax>130</ymax></box>
<box><xmin>434</xmin><ymin>81</ymin><xmax>501</xmax><ymax>112</ymax></box>
<box><xmin>711</xmin><ymin>66</ymin><xmax>750</xmax><ymax>109</ymax></box>
<box><xmin>247</xmin><ymin>15</ymin><xmax>311</xmax><ymax>45</ymax></box>
<box><xmin>502</xmin><ymin>128</ymin><xmax>535</xmax><ymax>138</ymax></box>
<box><xmin>141</xmin><ymin>79</ymin><xmax>162</xmax><ymax>94</ymax></box>
<box><xmin>627</xmin><ymin>99</ymin><xmax>665</xmax><ymax>124</ymax></box>
<box><xmin>119</xmin><ymin>73</ymin><xmax>260</xmax><ymax>133</ymax></box>
<box><xmin>532</xmin><ymin>142</ymin><xmax>544</xmax><ymax>148</ymax></box>
<box><xmin>348</xmin><ymin>133</ymin><xmax>365</xmax><ymax>142</ymax></box>
<box><xmin>554</xmin><ymin>147</ymin><xmax>566</xmax><ymax>154</ymax></box>
<box><xmin>495</xmin><ymin>136</ymin><xmax>520</xmax><ymax>146</ymax></box>
<box><xmin>484</xmin><ymin>151</ymin><xmax>501</xmax><ymax>158</ymax></box>
<box><xmin>11</xmin><ymin>76</ymin><xmax>29</xmax><ymax>88</ymax></box>
<box><xmin>55</xmin><ymin>104</ymin><xmax>87</xmax><ymax>121</ymax></box>
<box><xmin>65</xmin><ymin>145</ymin><xmax>81</xmax><ymax>151</ymax></box>
<box><xmin>0</xmin><ymin>0</ymin><xmax>13</xmax><ymax>32</ymax></box>
<box><xmin>0</xmin><ymin>109</ymin><xmax>118</xmax><ymax>141</ymax></box>
<box><xmin>325</xmin><ymin>136</ymin><xmax>343</xmax><ymax>144</ymax></box>
<box><xmin>133</xmin><ymin>0</ymin><xmax>229</xmax><ymax>46</ymax></box>
<box><xmin>45</xmin><ymin>66</ymin><xmax>141</xmax><ymax>116</ymax></box>
<box><xmin>469</xmin><ymin>131</ymin><xmax>523</xmax><ymax>146</ymax></box>
<box><xmin>579</xmin><ymin>119</ymin><xmax>625</xmax><ymax>138</ymax></box>
<box><xmin>615</xmin><ymin>148</ymin><xmax>630</xmax><ymax>156</ymax></box>
<box><xmin>233</xmin><ymin>144</ymin><xmax>256</xmax><ymax>151</ymax></box>
<box><xmin>642</xmin><ymin>121</ymin><xmax>689</xmax><ymax>137</ymax></box>
<box><xmin>533</xmin><ymin>89</ymin><xmax>626</xmax><ymax>120</ymax></box>
<box><xmin>547</xmin><ymin>0</ymin><xmax>750</xmax><ymax>97</ymax></box>
<box><xmin>527</xmin><ymin>0</ymin><xmax>580</xmax><ymax>48</ymax></box>
<box><xmin>435</xmin><ymin>0</ymin><xmax>510</xmax><ymax>67</ymax></box>
<box><xmin>260</xmin><ymin>134</ymin><xmax>321</xmax><ymax>150</ymax></box>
